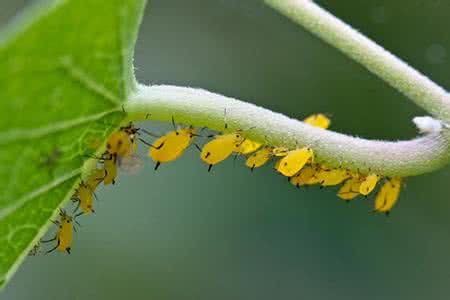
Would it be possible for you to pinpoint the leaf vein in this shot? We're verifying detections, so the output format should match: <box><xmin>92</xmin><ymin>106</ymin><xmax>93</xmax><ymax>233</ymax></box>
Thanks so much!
<box><xmin>0</xmin><ymin>108</ymin><xmax>120</xmax><ymax>145</ymax></box>
<box><xmin>0</xmin><ymin>168</ymin><xmax>81</xmax><ymax>221</ymax></box>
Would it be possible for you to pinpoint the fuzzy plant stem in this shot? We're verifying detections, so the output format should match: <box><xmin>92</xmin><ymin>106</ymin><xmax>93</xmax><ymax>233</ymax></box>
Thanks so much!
<box><xmin>125</xmin><ymin>84</ymin><xmax>450</xmax><ymax>177</ymax></box>
<box><xmin>264</xmin><ymin>0</ymin><xmax>450</xmax><ymax>123</ymax></box>
<box><xmin>126</xmin><ymin>0</ymin><xmax>450</xmax><ymax>178</ymax></box>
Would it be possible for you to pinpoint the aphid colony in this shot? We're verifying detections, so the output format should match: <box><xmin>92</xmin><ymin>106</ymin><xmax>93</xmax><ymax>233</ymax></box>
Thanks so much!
<box><xmin>32</xmin><ymin>114</ymin><xmax>403</xmax><ymax>255</ymax></box>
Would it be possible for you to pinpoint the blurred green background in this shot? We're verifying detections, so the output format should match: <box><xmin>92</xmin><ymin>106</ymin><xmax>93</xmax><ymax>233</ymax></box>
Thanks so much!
<box><xmin>2</xmin><ymin>0</ymin><xmax>450</xmax><ymax>299</ymax></box>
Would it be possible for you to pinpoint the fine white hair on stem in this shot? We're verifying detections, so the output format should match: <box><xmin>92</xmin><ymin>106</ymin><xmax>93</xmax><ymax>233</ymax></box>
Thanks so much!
<box><xmin>264</xmin><ymin>0</ymin><xmax>450</xmax><ymax>123</ymax></box>
<box><xmin>125</xmin><ymin>84</ymin><xmax>450</xmax><ymax>178</ymax></box>
<box><xmin>125</xmin><ymin>1</ymin><xmax>450</xmax><ymax>178</ymax></box>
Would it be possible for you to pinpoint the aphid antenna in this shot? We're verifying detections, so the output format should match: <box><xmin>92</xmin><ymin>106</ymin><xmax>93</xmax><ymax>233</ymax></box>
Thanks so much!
<box><xmin>141</xmin><ymin>128</ymin><xmax>161</xmax><ymax>138</ymax></box>
<box><xmin>40</xmin><ymin>236</ymin><xmax>57</xmax><ymax>243</ymax></box>
<box><xmin>138</xmin><ymin>137</ymin><xmax>163</xmax><ymax>149</ymax></box>
<box><xmin>171</xmin><ymin>116</ymin><xmax>178</xmax><ymax>131</ymax></box>
<box><xmin>193</xmin><ymin>143</ymin><xmax>202</xmax><ymax>152</ymax></box>
<box><xmin>73</xmin><ymin>216</ymin><xmax>82</xmax><ymax>228</ymax></box>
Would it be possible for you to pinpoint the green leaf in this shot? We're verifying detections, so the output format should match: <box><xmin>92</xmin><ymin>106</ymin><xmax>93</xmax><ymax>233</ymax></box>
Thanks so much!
<box><xmin>0</xmin><ymin>0</ymin><xmax>146</xmax><ymax>288</ymax></box>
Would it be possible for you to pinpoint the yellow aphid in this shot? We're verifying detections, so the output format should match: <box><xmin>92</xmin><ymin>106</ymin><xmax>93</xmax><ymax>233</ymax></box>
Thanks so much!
<box><xmin>103</xmin><ymin>153</ymin><xmax>118</xmax><ymax>185</ymax></box>
<box><xmin>149</xmin><ymin>126</ymin><xmax>197</xmax><ymax>170</ymax></box>
<box><xmin>289</xmin><ymin>165</ymin><xmax>317</xmax><ymax>187</ymax></box>
<box><xmin>303</xmin><ymin>113</ymin><xmax>331</xmax><ymax>129</ymax></box>
<box><xmin>275</xmin><ymin>147</ymin><xmax>314</xmax><ymax>177</ymax></box>
<box><xmin>245</xmin><ymin>147</ymin><xmax>272</xmax><ymax>171</ymax></box>
<box><xmin>337</xmin><ymin>178</ymin><xmax>363</xmax><ymax>200</ymax></box>
<box><xmin>42</xmin><ymin>209</ymin><xmax>74</xmax><ymax>254</ymax></box>
<box><xmin>315</xmin><ymin>168</ymin><xmax>350</xmax><ymax>187</ymax></box>
<box><xmin>272</xmin><ymin>147</ymin><xmax>289</xmax><ymax>157</ymax></box>
<box><xmin>374</xmin><ymin>177</ymin><xmax>402</xmax><ymax>215</ymax></box>
<box><xmin>85</xmin><ymin>169</ymin><xmax>105</xmax><ymax>190</ymax></box>
<box><xmin>73</xmin><ymin>179</ymin><xmax>98</xmax><ymax>216</ymax></box>
<box><xmin>201</xmin><ymin>133</ymin><xmax>245</xmax><ymax>171</ymax></box>
<box><xmin>106</xmin><ymin>123</ymin><xmax>139</xmax><ymax>157</ymax></box>
<box><xmin>359</xmin><ymin>173</ymin><xmax>381</xmax><ymax>196</ymax></box>
<box><xmin>235</xmin><ymin>139</ymin><xmax>262</xmax><ymax>155</ymax></box>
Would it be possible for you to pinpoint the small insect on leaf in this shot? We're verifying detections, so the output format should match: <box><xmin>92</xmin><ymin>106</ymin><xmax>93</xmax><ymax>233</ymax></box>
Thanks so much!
<box><xmin>103</xmin><ymin>153</ymin><xmax>118</xmax><ymax>185</ymax></box>
<box><xmin>275</xmin><ymin>147</ymin><xmax>314</xmax><ymax>177</ymax></box>
<box><xmin>41</xmin><ymin>209</ymin><xmax>75</xmax><ymax>255</ymax></box>
<box><xmin>374</xmin><ymin>177</ymin><xmax>402</xmax><ymax>214</ymax></box>
<box><xmin>85</xmin><ymin>169</ymin><xmax>106</xmax><ymax>190</ymax></box>
<box><xmin>73</xmin><ymin>172</ymin><xmax>103</xmax><ymax>216</ymax></box>
<box><xmin>359</xmin><ymin>173</ymin><xmax>381</xmax><ymax>196</ymax></box>
<box><xmin>106</xmin><ymin>123</ymin><xmax>140</xmax><ymax>157</ymax></box>
<box><xmin>303</xmin><ymin>113</ymin><xmax>331</xmax><ymax>129</ymax></box>
<box><xmin>337</xmin><ymin>177</ymin><xmax>363</xmax><ymax>200</ymax></box>
<box><xmin>245</xmin><ymin>147</ymin><xmax>273</xmax><ymax>171</ymax></box>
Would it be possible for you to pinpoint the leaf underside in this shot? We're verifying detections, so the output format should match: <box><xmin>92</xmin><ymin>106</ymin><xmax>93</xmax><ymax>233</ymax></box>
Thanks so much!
<box><xmin>0</xmin><ymin>0</ymin><xmax>145</xmax><ymax>288</ymax></box>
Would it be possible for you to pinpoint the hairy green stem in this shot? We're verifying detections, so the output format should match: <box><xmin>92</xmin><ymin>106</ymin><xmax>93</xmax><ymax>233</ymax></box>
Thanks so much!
<box><xmin>264</xmin><ymin>0</ymin><xmax>450</xmax><ymax>123</ymax></box>
<box><xmin>126</xmin><ymin>84</ymin><xmax>450</xmax><ymax>177</ymax></box>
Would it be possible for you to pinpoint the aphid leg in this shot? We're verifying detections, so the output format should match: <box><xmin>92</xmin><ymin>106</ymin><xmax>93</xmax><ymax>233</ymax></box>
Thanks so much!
<box><xmin>41</xmin><ymin>236</ymin><xmax>57</xmax><ymax>243</ymax></box>
<box><xmin>141</xmin><ymin>129</ymin><xmax>160</xmax><ymax>138</ymax></box>
<box><xmin>45</xmin><ymin>241</ymin><xmax>60</xmax><ymax>255</ymax></box>
<box><xmin>145</xmin><ymin>113</ymin><xmax>151</xmax><ymax>119</ymax></box>
<box><xmin>139</xmin><ymin>138</ymin><xmax>164</xmax><ymax>149</ymax></box>
<box><xmin>193</xmin><ymin>143</ymin><xmax>202</xmax><ymax>152</ymax></box>
<box><xmin>66</xmin><ymin>247</ymin><xmax>71</xmax><ymax>254</ymax></box>
<box><xmin>74</xmin><ymin>218</ymin><xmax>82</xmax><ymax>228</ymax></box>
<box><xmin>72</xmin><ymin>200</ymin><xmax>80</xmax><ymax>214</ymax></box>
<box><xmin>208</xmin><ymin>164</ymin><xmax>213</xmax><ymax>172</ymax></box>
<box><xmin>121</xmin><ymin>104</ymin><xmax>126</xmax><ymax>113</ymax></box>
<box><xmin>171</xmin><ymin>116</ymin><xmax>177</xmax><ymax>131</ymax></box>
<box><xmin>154</xmin><ymin>161</ymin><xmax>161</xmax><ymax>171</ymax></box>
<box><xmin>250</xmin><ymin>165</ymin><xmax>255</xmax><ymax>172</ymax></box>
